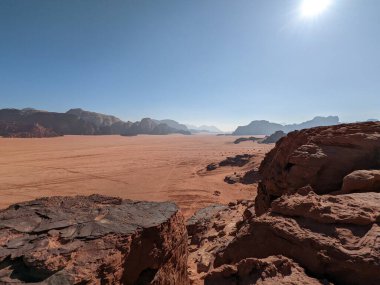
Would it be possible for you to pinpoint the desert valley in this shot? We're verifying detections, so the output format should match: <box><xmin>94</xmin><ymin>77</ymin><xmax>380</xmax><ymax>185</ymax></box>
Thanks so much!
<box><xmin>1</xmin><ymin>0</ymin><xmax>379</xmax><ymax>284</ymax></box>
<box><xmin>0</xmin><ymin>108</ymin><xmax>379</xmax><ymax>284</ymax></box>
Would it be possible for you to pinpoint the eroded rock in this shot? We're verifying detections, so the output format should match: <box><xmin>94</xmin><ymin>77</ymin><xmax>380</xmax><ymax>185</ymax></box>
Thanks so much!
<box><xmin>215</xmin><ymin>192</ymin><xmax>380</xmax><ymax>285</ymax></box>
<box><xmin>256</xmin><ymin>122</ymin><xmax>380</xmax><ymax>215</ymax></box>
<box><xmin>0</xmin><ymin>195</ymin><xmax>189</xmax><ymax>285</ymax></box>
<box><xmin>205</xmin><ymin>255</ymin><xmax>326</xmax><ymax>285</ymax></box>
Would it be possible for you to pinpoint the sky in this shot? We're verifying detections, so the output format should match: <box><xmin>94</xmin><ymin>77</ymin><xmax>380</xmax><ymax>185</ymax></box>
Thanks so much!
<box><xmin>0</xmin><ymin>0</ymin><xmax>379</xmax><ymax>131</ymax></box>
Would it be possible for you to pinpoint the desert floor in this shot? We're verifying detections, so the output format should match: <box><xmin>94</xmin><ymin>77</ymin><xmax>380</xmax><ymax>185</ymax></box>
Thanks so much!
<box><xmin>0</xmin><ymin>135</ymin><xmax>273</xmax><ymax>217</ymax></box>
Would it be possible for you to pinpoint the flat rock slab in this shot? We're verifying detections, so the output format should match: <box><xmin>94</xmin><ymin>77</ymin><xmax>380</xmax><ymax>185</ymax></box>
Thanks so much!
<box><xmin>0</xmin><ymin>194</ymin><xmax>188</xmax><ymax>285</ymax></box>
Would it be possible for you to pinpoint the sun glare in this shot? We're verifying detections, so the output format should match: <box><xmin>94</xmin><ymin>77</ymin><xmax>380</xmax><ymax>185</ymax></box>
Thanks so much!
<box><xmin>300</xmin><ymin>0</ymin><xmax>332</xmax><ymax>18</ymax></box>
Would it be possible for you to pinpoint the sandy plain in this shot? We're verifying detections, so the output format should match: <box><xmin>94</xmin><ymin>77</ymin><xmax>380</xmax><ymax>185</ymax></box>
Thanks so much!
<box><xmin>0</xmin><ymin>134</ymin><xmax>272</xmax><ymax>217</ymax></box>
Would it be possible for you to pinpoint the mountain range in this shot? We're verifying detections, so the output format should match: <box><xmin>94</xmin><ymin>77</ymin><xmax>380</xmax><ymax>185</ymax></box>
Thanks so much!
<box><xmin>233</xmin><ymin>116</ymin><xmax>340</xmax><ymax>136</ymax></box>
<box><xmin>0</xmin><ymin>108</ymin><xmax>191</xmax><ymax>137</ymax></box>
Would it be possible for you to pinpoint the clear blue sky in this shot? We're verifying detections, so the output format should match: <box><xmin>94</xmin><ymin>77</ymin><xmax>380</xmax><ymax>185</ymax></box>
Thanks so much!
<box><xmin>0</xmin><ymin>0</ymin><xmax>379</xmax><ymax>131</ymax></box>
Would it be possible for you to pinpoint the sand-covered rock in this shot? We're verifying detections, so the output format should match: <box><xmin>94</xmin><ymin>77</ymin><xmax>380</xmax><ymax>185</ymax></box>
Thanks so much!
<box><xmin>0</xmin><ymin>195</ymin><xmax>188</xmax><ymax>285</ymax></box>
<box><xmin>256</xmin><ymin>122</ymin><xmax>380</xmax><ymax>215</ymax></box>
<box><xmin>205</xmin><ymin>255</ymin><xmax>326</xmax><ymax>285</ymax></box>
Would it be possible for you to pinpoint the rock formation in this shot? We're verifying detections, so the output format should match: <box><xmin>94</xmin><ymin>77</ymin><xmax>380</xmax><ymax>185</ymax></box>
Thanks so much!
<box><xmin>66</xmin><ymin>108</ymin><xmax>123</xmax><ymax>128</ymax></box>
<box><xmin>0</xmin><ymin>108</ymin><xmax>191</xmax><ymax>136</ymax></box>
<box><xmin>259</xmin><ymin>130</ymin><xmax>286</xmax><ymax>144</ymax></box>
<box><xmin>207</xmin><ymin>154</ymin><xmax>254</xmax><ymax>172</ymax></box>
<box><xmin>0</xmin><ymin>195</ymin><xmax>189</xmax><ymax>285</ymax></box>
<box><xmin>186</xmin><ymin>201</ymin><xmax>252</xmax><ymax>284</ymax></box>
<box><xmin>233</xmin><ymin>137</ymin><xmax>262</xmax><ymax>144</ymax></box>
<box><xmin>233</xmin><ymin>116</ymin><xmax>340</xmax><ymax>135</ymax></box>
<box><xmin>0</xmin><ymin>122</ymin><xmax>60</xmax><ymax>138</ymax></box>
<box><xmin>205</xmin><ymin>255</ymin><xmax>326</xmax><ymax>285</ymax></box>
<box><xmin>256</xmin><ymin>121</ymin><xmax>380</xmax><ymax>214</ymax></box>
<box><xmin>211</xmin><ymin>121</ymin><xmax>380</xmax><ymax>285</ymax></box>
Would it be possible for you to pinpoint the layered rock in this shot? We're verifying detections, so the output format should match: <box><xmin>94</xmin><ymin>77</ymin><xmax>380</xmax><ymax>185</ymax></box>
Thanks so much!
<box><xmin>0</xmin><ymin>195</ymin><xmax>188</xmax><ymax>285</ymax></box>
<box><xmin>215</xmin><ymin>192</ymin><xmax>380</xmax><ymax>285</ymax></box>
<box><xmin>256</xmin><ymin>122</ymin><xmax>380</xmax><ymax>214</ymax></box>
<box><xmin>212</xmin><ymin>122</ymin><xmax>380</xmax><ymax>285</ymax></box>
<box><xmin>187</xmin><ymin>201</ymin><xmax>253</xmax><ymax>284</ymax></box>
<box><xmin>205</xmin><ymin>255</ymin><xmax>326</xmax><ymax>285</ymax></box>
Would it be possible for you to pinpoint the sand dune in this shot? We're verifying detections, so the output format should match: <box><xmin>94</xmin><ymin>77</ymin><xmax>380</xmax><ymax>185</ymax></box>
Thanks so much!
<box><xmin>0</xmin><ymin>134</ymin><xmax>272</xmax><ymax>217</ymax></box>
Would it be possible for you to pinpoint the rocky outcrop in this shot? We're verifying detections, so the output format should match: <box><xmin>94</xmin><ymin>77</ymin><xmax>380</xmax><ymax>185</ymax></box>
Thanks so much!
<box><xmin>186</xmin><ymin>201</ymin><xmax>253</xmax><ymax>284</ymax></box>
<box><xmin>233</xmin><ymin>137</ymin><xmax>262</xmax><ymax>144</ymax></box>
<box><xmin>212</xmin><ymin>122</ymin><xmax>380</xmax><ymax>285</ymax></box>
<box><xmin>215</xmin><ymin>191</ymin><xmax>380</xmax><ymax>285</ymax></box>
<box><xmin>205</xmin><ymin>255</ymin><xmax>326</xmax><ymax>285</ymax></box>
<box><xmin>233</xmin><ymin>116</ymin><xmax>340</xmax><ymax>136</ymax></box>
<box><xmin>0</xmin><ymin>122</ymin><xmax>60</xmax><ymax>138</ymax></box>
<box><xmin>260</xmin><ymin>130</ymin><xmax>286</xmax><ymax>144</ymax></box>
<box><xmin>256</xmin><ymin>122</ymin><xmax>380</xmax><ymax>214</ymax></box>
<box><xmin>339</xmin><ymin>170</ymin><xmax>380</xmax><ymax>194</ymax></box>
<box><xmin>0</xmin><ymin>195</ymin><xmax>188</xmax><ymax>285</ymax></box>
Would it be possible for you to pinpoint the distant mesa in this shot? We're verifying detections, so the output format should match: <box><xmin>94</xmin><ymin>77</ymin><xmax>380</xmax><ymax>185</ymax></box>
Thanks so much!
<box><xmin>233</xmin><ymin>116</ymin><xmax>340</xmax><ymax>136</ymax></box>
<box><xmin>186</xmin><ymin>124</ymin><xmax>223</xmax><ymax>133</ymax></box>
<box><xmin>0</xmin><ymin>108</ymin><xmax>190</xmax><ymax>137</ymax></box>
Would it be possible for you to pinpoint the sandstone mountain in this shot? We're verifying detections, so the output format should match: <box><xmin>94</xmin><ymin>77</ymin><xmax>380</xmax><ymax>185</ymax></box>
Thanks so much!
<box><xmin>66</xmin><ymin>108</ymin><xmax>123</xmax><ymax>127</ymax></box>
<box><xmin>233</xmin><ymin>116</ymin><xmax>340</xmax><ymax>135</ymax></box>
<box><xmin>0</xmin><ymin>108</ymin><xmax>190</xmax><ymax>137</ymax></box>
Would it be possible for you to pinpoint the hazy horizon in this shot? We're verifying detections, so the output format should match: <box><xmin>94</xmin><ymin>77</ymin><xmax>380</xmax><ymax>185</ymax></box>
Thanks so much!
<box><xmin>1</xmin><ymin>0</ymin><xmax>379</xmax><ymax>131</ymax></box>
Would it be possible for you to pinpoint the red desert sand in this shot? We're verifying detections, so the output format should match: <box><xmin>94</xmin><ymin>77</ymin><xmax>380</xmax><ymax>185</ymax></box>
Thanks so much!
<box><xmin>0</xmin><ymin>134</ymin><xmax>272</xmax><ymax>217</ymax></box>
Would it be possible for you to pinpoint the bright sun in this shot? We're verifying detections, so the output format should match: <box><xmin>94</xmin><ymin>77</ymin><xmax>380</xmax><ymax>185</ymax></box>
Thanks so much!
<box><xmin>300</xmin><ymin>0</ymin><xmax>332</xmax><ymax>18</ymax></box>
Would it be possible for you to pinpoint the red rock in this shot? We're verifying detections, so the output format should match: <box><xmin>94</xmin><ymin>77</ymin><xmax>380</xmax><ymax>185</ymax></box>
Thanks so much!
<box><xmin>340</xmin><ymin>169</ymin><xmax>380</xmax><ymax>194</ymax></box>
<box><xmin>215</xmin><ymin>192</ymin><xmax>380</xmax><ymax>285</ymax></box>
<box><xmin>0</xmin><ymin>195</ymin><xmax>189</xmax><ymax>284</ymax></box>
<box><xmin>256</xmin><ymin>122</ymin><xmax>380</xmax><ymax>215</ymax></box>
<box><xmin>205</xmin><ymin>255</ymin><xmax>326</xmax><ymax>285</ymax></box>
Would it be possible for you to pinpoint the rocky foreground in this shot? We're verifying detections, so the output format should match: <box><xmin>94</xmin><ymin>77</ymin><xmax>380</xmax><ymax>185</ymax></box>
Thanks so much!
<box><xmin>0</xmin><ymin>121</ymin><xmax>379</xmax><ymax>284</ymax></box>
<box><xmin>0</xmin><ymin>195</ymin><xmax>188</xmax><ymax>284</ymax></box>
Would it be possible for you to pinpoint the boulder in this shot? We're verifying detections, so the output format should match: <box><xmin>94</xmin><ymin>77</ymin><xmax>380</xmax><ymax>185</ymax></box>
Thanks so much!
<box><xmin>340</xmin><ymin>169</ymin><xmax>380</xmax><ymax>194</ymax></box>
<box><xmin>205</xmin><ymin>255</ymin><xmax>326</xmax><ymax>285</ymax></box>
<box><xmin>256</xmin><ymin>122</ymin><xmax>380</xmax><ymax>215</ymax></box>
<box><xmin>0</xmin><ymin>195</ymin><xmax>189</xmax><ymax>285</ymax></box>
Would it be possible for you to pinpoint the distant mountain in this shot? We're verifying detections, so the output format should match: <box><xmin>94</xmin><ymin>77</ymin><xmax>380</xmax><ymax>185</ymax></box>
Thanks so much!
<box><xmin>66</xmin><ymin>108</ymin><xmax>122</xmax><ymax>127</ymax></box>
<box><xmin>122</xmin><ymin>118</ymin><xmax>190</xmax><ymax>136</ymax></box>
<box><xmin>0</xmin><ymin>108</ymin><xmax>98</xmax><ymax>135</ymax></box>
<box><xmin>0</xmin><ymin>108</ymin><xmax>191</xmax><ymax>137</ymax></box>
<box><xmin>186</xmin><ymin>124</ymin><xmax>223</xmax><ymax>133</ymax></box>
<box><xmin>233</xmin><ymin>116</ymin><xmax>340</xmax><ymax>136</ymax></box>
<box><xmin>153</xmin><ymin>119</ymin><xmax>189</xmax><ymax>132</ymax></box>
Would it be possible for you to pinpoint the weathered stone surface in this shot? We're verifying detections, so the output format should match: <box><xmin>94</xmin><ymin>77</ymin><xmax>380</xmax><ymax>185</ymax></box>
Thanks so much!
<box><xmin>256</xmin><ymin>122</ymin><xmax>380</xmax><ymax>215</ymax></box>
<box><xmin>340</xmin><ymin>169</ymin><xmax>380</xmax><ymax>194</ymax></box>
<box><xmin>0</xmin><ymin>195</ymin><xmax>189</xmax><ymax>285</ymax></box>
<box><xmin>187</xmin><ymin>201</ymin><xmax>253</xmax><ymax>285</ymax></box>
<box><xmin>205</xmin><ymin>255</ymin><xmax>326</xmax><ymax>285</ymax></box>
<box><xmin>215</xmin><ymin>192</ymin><xmax>380</xmax><ymax>285</ymax></box>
